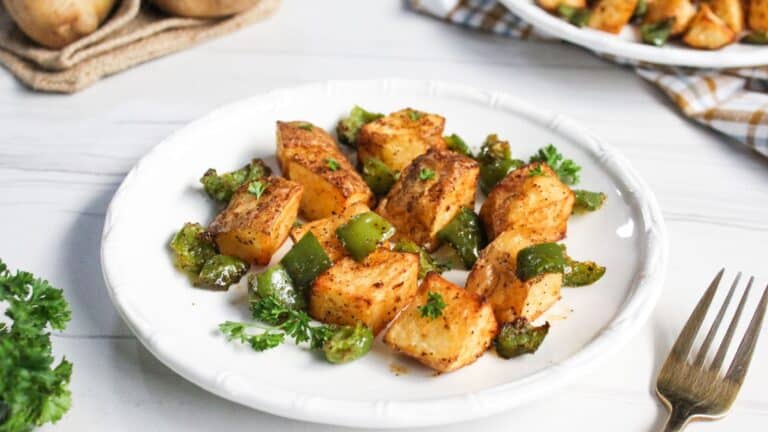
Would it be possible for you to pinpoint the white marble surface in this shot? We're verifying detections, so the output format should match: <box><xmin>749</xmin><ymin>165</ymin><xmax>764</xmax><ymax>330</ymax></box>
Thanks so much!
<box><xmin>1</xmin><ymin>1</ymin><xmax>766</xmax><ymax>430</ymax></box>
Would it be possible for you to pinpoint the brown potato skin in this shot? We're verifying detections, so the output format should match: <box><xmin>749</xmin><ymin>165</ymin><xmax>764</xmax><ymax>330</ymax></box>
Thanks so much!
<box><xmin>466</xmin><ymin>231</ymin><xmax>562</xmax><ymax>323</ymax></box>
<box><xmin>384</xmin><ymin>274</ymin><xmax>498</xmax><ymax>373</ymax></box>
<box><xmin>376</xmin><ymin>148</ymin><xmax>479</xmax><ymax>251</ymax></box>
<box><xmin>276</xmin><ymin>121</ymin><xmax>373</xmax><ymax>221</ymax></box>
<box><xmin>588</xmin><ymin>0</ymin><xmax>638</xmax><ymax>34</ymax></box>
<box><xmin>309</xmin><ymin>249</ymin><xmax>419</xmax><ymax>335</ymax></box>
<box><xmin>207</xmin><ymin>176</ymin><xmax>303</xmax><ymax>265</ymax></box>
<box><xmin>644</xmin><ymin>0</ymin><xmax>697</xmax><ymax>35</ymax></box>
<box><xmin>683</xmin><ymin>4</ymin><xmax>736</xmax><ymax>49</ymax></box>
<box><xmin>357</xmin><ymin>108</ymin><xmax>446</xmax><ymax>173</ymax></box>
<box><xmin>289</xmin><ymin>203</ymin><xmax>370</xmax><ymax>262</ymax></box>
<box><xmin>480</xmin><ymin>163</ymin><xmax>574</xmax><ymax>244</ymax></box>
<box><xmin>4</xmin><ymin>0</ymin><xmax>116</xmax><ymax>49</ymax></box>
<box><xmin>150</xmin><ymin>0</ymin><xmax>260</xmax><ymax>18</ymax></box>
<box><xmin>749</xmin><ymin>0</ymin><xmax>768</xmax><ymax>31</ymax></box>
<box><xmin>710</xmin><ymin>0</ymin><xmax>745</xmax><ymax>33</ymax></box>
<box><xmin>538</xmin><ymin>0</ymin><xmax>585</xmax><ymax>11</ymax></box>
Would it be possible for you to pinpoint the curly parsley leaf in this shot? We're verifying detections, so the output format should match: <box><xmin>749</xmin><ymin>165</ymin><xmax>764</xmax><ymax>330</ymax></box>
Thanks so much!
<box><xmin>247</xmin><ymin>180</ymin><xmax>266</xmax><ymax>199</ymax></box>
<box><xmin>419</xmin><ymin>168</ymin><xmax>436</xmax><ymax>181</ymax></box>
<box><xmin>418</xmin><ymin>292</ymin><xmax>446</xmax><ymax>319</ymax></box>
<box><xmin>326</xmin><ymin>158</ymin><xmax>340</xmax><ymax>171</ymax></box>
<box><xmin>529</xmin><ymin>144</ymin><xmax>581</xmax><ymax>185</ymax></box>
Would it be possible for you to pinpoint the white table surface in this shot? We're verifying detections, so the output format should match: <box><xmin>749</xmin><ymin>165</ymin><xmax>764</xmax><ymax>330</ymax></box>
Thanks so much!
<box><xmin>2</xmin><ymin>1</ymin><xmax>767</xmax><ymax>430</ymax></box>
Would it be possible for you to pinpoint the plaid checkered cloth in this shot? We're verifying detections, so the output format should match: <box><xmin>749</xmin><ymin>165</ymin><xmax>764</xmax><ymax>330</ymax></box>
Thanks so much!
<box><xmin>410</xmin><ymin>0</ymin><xmax>768</xmax><ymax>158</ymax></box>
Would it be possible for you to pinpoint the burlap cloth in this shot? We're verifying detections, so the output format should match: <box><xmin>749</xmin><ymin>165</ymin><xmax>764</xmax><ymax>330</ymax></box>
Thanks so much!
<box><xmin>0</xmin><ymin>0</ymin><xmax>280</xmax><ymax>93</ymax></box>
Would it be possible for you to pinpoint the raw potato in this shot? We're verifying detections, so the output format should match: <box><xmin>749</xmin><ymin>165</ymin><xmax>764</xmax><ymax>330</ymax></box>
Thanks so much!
<box><xmin>357</xmin><ymin>108</ymin><xmax>446</xmax><ymax>173</ymax></box>
<box><xmin>309</xmin><ymin>248</ymin><xmax>419</xmax><ymax>335</ymax></box>
<box><xmin>644</xmin><ymin>0</ymin><xmax>697</xmax><ymax>35</ymax></box>
<box><xmin>588</xmin><ymin>0</ymin><xmax>638</xmax><ymax>34</ymax></box>
<box><xmin>480</xmin><ymin>163</ymin><xmax>574</xmax><ymax>243</ymax></box>
<box><xmin>289</xmin><ymin>202</ymin><xmax>370</xmax><ymax>262</ymax></box>
<box><xmin>207</xmin><ymin>177</ymin><xmax>303</xmax><ymax>265</ymax></box>
<box><xmin>466</xmin><ymin>231</ymin><xmax>563</xmax><ymax>323</ymax></box>
<box><xmin>3</xmin><ymin>0</ymin><xmax>116</xmax><ymax>49</ymax></box>
<box><xmin>749</xmin><ymin>0</ymin><xmax>768</xmax><ymax>31</ymax></box>
<box><xmin>710</xmin><ymin>0</ymin><xmax>745</xmax><ymax>33</ymax></box>
<box><xmin>150</xmin><ymin>0</ymin><xmax>260</xmax><ymax>18</ymax></box>
<box><xmin>683</xmin><ymin>4</ymin><xmax>736</xmax><ymax>49</ymax></box>
<box><xmin>376</xmin><ymin>148</ymin><xmax>479</xmax><ymax>251</ymax></box>
<box><xmin>537</xmin><ymin>0</ymin><xmax>585</xmax><ymax>12</ymax></box>
<box><xmin>384</xmin><ymin>274</ymin><xmax>498</xmax><ymax>373</ymax></box>
<box><xmin>276</xmin><ymin>121</ymin><xmax>373</xmax><ymax>221</ymax></box>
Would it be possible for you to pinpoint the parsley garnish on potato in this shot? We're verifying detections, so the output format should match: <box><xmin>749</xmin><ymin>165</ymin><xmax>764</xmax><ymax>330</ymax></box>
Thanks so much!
<box><xmin>419</xmin><ymin>168</ymin><xmax>436</xmax><ymax>181</ymax></box>
<box><xmin>529</xmin><ymin>144</ymin><xmax>581</xmax><ymax>185</ymax></box>
<box><xmin>418</xmin><ymin>292</ymin><xmax>446</xmax><ymax>319</ymax></box>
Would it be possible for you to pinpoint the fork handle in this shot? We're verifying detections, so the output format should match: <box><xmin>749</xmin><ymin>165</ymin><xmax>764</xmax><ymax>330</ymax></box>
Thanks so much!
<box><xmin>661</xmin><ymin>407</ymin><xmax>689</xmax><ymax>432</ymax></box>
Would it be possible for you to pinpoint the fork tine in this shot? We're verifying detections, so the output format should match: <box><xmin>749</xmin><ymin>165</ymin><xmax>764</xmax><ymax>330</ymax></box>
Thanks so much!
<box><xmin>710</xmin><ymin>277</ymin><xmax>753</xmax><ymax>372</ymax></box>
<box><xmin>693</xmin><ymin>272</ymin><xmax>741</xmax><ymax>367</ymax></box>
<box><xmin>725</xmin><ymin>284</ymin><xmax>768</xmax><ymax>385</ymax></box>
<box><xmin>670</xmin><ymin>269</ymin><xmax>724</xmax><ymax>360</ymax></box>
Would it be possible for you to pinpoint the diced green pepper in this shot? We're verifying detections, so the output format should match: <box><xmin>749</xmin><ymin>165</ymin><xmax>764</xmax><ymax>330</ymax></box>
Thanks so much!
<box><xmin>362</xmin><ymin>157</ymin><xmax>398</xmax><ymax>196</ymax></box>
<box><xmin>250</xmin><ymin>264</ymin><xmax>304</xmax><ymax>312</ymax></box>
<box><xmin>394</xmin><ymin>240</ymin><xmax>447</xmax><ymax>278</ymax></box>
<box><xmin>495</xmin><ymin>318</ymin><xmax>549</xmax><ymax>359</ymax></box>
<box><xmin>436</xmin><ymin>207</ymin><xmax>486</xmax><ymax>269</ymax></box>
<box><xmin>200</xmin><ymin>159</ymin><xmax>271</xmax><ymax>202</ymax></box>
<box><xmin>476</xmin><ymin>134</ymin><xmax>524</xmax><ymax>194</ymax></box>
<box><xmin>556</xmin><ymin>4</ymin><xmax>591</xmax><ymax>27</ymax></box>
<box><xmin>336</xmin><ymin>106</ymin><xmax>384</xmax><ymax>146</ymax></box>
<box><xmin>573</xmin><ymin>189</ymin><xmax>607</xmax><ymax>213</ymax></box>
<box><xmin>198</xmin><ymin>255</ymin><xmax>248</xmax><ymax>289</ymax></box>
<box><xmin>281</xmin><ymin>232</ymin><xmax>332</xmax><ymax>296</ymax></box>
<box><xmin>632</xmin><ymin>0</ymin><xmax>648</xmax><ymax>21</ymax></box>
<box><xmin>560</xmin><ymin>245</ymin><xmax>606</xmax><ymax>287</ymax></box>
<box><xmin>444</xmin><ymin>134</ymin><xmax>473</xmax><ymax>158</ymax></box>
<box><xmin>169</xmin><ymin>222</ymin><xmax>217</xmax><ymax>277</ymax></box>
<box><xmin>516</xmin><ymin>243</ymin><xmax>565</xmax><ymax>281</ymax></box>
<box><xmin>743</xmin><ymin>31</ymin><xmax>768</xmax><ymax>45</ymax></box>
<box><xmin>336</xmin><ymin>211</ymin><xmax>396</xmax><ymax>261</ymax></box>
<box><xmin>323</xmin><ymin>322</ymin><xmax>374</xmax><ymax>364</ymax></box>
<box><xmin>641</xmin><ymin>18</ymin><xmax>675</xmax><ymax>47</ymax></box>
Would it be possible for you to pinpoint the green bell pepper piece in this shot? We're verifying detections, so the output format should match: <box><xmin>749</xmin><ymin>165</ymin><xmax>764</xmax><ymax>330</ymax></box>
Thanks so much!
<box><xmin>362</xmin><ymin>157</ymin><xmax>398</xmax><ymax>196</ymax></box>
<box><xmin>495</xmin><ymin>318</ymin><xmax>549</xmax><ymax>359</ymax></box>
<box><xmin>200</xmin><ymin>159</ymin><xmax>271</xmax><ymax>202</ymax></box>
<box><xmin>169</xmin><ymin>222</ymin><xmax>217</xmax><ymax>277</ymax></box>
<box><xmin>515</xmin><ymin>243</ymin><xmax>565</xmax><ymax>281</ymax></box>
<box><xmin>336</xmin><ymin>211</ymin><xmax>396</xmax><ymax>261</ymax></box>
<box><xmin>744</xmin><ymin>31</ymin><xmax>768</xmax><ymax>45</ymax></box>
<box><xmin>323</xmin><ymin>322</ymin><xmax>374</xmax><ymax>364</ymax></box>
<box><xmin>336</xmin><ymin>106</ymin><xmax>384</xmax><ymax>146</ymax></box>
<box><xmin>281</xmin><ymin>232</ymin><xmax>332</xmax><ymax>296</ymax></box>
<box><xmin>476</xmin><ymin>134</ymin><xmax>524</xmax><ymax>194</ymax></box>
<box><xmin>250</xmin><ymin>264</ymin><xmax>304</xmax><ymax>312</ymax></box>
<box><xmin>557</xmin><ymin>4</ymin><xmax>591</xmax><ymax>27</ymax></box>
<box><xmin>436</xmin><ymin>207</ymin><xmax>486</xmax><ymax>269</ymax></box>
<box><xmin>197</xmin><ymin>255</ymin><xmax>248</xmax><ymax>289</ymax></box>
<box><xmin>394</xmin><ymin>240</ymin><xmax>447</xmax><ymax>278</ymax></box>
<box><xmin>444</xmin><ymin>134</ymin><xmax>473</xmax><ymax>158</ymax></box>
<box><xmin>573</xmin><ymin>189</ymin><xmax>607</xmax><ymax>214</ymax></box>
<box><xmin>640</xmin><ymin>18</ymin><xmax>674</xmax><ymax>47</ymax></box>
<box><xmin>560</xmin><ymin>245</ymin><xmax>606</xmax><ymax>287</ymax></box>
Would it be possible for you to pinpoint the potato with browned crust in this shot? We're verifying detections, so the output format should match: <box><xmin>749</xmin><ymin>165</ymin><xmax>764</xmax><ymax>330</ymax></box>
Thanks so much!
<box><xmin>480</xmin><ymin>162</ymin><xmax>574</xmax><ymax>244</ymax></box>
<box><xmin>289</xmin><ymin>202</ymin><xmax>370</xmax><ymax>262</ymax></box>
<box><xmin>538</xmin><ymin>0</ymin><xmax>585</xmax><ymax>12</ymax></box>
<box><xmin>376</xmin><ymin>148</ymin><xmax>479</xmax><ymax>251</ymax></box>
<box><xmin>749</xmin><ymin>0</ymin><xmax>768</xmax><ymax>31</ymax></box>
<box><xmin>466</xmin><ymin>231</ymin><xmax>563</xmax><ymax>323</ymax></box>
<box><xmin>588</xmin><ymin>0</ymin><xmax>638</xmax><ymax>34</ymax></box>
<box><xmin>384</xmin><ymin>273</ymin><xmax>498</xmax><ymax>373</ymax></box>
<box><xmin>151</xmin><ymin>0</ymin><xmax>261</xmax><ymax>18</ymax></box>
<box><xmin>644</xmin><ymin>0</ymin><xmax>697</xmax><ymax>35</ymax></box>
<box><xmin>4</xmin><ymin>0</ymin><xmax>116</xmax><ymax>49</ymax></box>
<box><xmin>309</xmin><ymin>248</ymin><xmax>419</xmax><ymax>335</ymax></box>
<box><xmin>357</xmin><ymin>108</ymin><xmax>446</xmax><ymax>173</ymax></box>
<box><xmin>710</xmin><ymin>0</ymin><xmax>745</xmax><ymax>33</ymax></box>
<box><xmin>683</xmin><ymin>4</ymin><xmax>736</xmax><ymax>49</ymax></box>
<box><xmin>276</xmin><ymin>121</ymin><xmax>373</xmax><ymax>221</ymax></box>
<box><xmin>207</xmin><ymin>176</ymin><xmax>302</xmax><ymax>265</ymax></box>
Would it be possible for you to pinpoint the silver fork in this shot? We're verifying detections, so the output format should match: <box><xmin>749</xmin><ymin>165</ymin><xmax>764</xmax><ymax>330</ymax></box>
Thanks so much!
<box><xmin>656</xmin><ymin>269</ymin><xmax>768</xmax><ymax>431</ymax></box>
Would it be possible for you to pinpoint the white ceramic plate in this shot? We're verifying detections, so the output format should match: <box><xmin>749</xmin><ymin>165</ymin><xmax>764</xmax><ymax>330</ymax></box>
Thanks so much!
<box><xmin>101</xmin><ymin>79</ymin><xmax>667</xmax><ymax>428</ymax></box>
<box><xmin>501</xmin><ymin>0</ymin><xmax>768</xmax><ymax>68</ymax></box>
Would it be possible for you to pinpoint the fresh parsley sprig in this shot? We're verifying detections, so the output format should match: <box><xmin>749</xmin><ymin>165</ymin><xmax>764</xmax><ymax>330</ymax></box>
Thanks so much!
<box><xmin>419</xmin><ymin>168</ymin><xmax>436</xmax><ymax>181</ymax></box>
<box><xmin>529</xmin><ymin>144</ymin><xmax>581</xmax><ymax>185</ymax></box>
<box><xmin>418</xmin><ymin>292</ymin><xmax>446</xmax><ymax>319</ymax></box>
<box><xmin>247</xmin><ymin>180</ymin><xmax>266</xmax><ymax>198</ymax></box>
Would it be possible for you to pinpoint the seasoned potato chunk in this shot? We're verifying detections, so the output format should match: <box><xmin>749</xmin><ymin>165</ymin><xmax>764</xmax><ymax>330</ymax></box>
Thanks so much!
<box><xmin>384</xmin><ymin>274</ymin><xmax>498</xmax><ymax>373</ymax></box>
<box><xmin>289</xmin><ymin>203</ymin><xmax>370</xmax><ymax>262</ymax></box>
<box><xmin>207</xmin><ymin>177</ymin><xmax>302</xmax><ymax>265</ymax></box>
<box><xmin>357</xmin><ymin>108</ymin><xmax>446</xmax><ymax>173</ymax></box>
<box><xmin>309</xmin><ymin>249</ymin><xmax>419</xmax><ymax>334</ymax></box>
<box><xmin>589</xmin><ymin>0</ymin><xmax>638</xmax><ymax>34</ymax></box>
<box><xmin>376</xmin><ymin>148</ymin><xmax>479</xmax><ymax>251</ymax></box>
<box><xmin>710</xmin><ymin>0</ymin><xmax>745</xmax><ymax>33</ymax></box>
<box><xmin>644</xmin><ymin>0</ymin><xmax>697</xmax><ymax>35</ymax></box>
<box><xmin>480</xmin><ymin>163</ymin><xmax>574</xmax><ymax>243</ymax></box>
<box><xmin>538</xmin><ymin>0</ymin><xmax>585</xmax><ymax>12</ymax></box>
<box><xmin>683</xmin><ymin>4</ymin><xmax>736</xmax><ymax>49</ymax></box>
<box><xmin>466</xmin><ymin>231</ymin><xmax>563</xmax><ymax>323</ymax></box>
<box><xmin>749</xmin><ymin>0</ymin><xmax>768</xmax><ymax>31</ymax></box>
<box><xmin>276</xmin><ymin>121</ymin><xmax>373</xmax><ymax>221</ymax></box>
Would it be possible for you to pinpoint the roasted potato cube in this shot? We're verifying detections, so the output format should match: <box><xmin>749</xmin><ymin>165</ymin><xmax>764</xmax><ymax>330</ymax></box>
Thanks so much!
<box><xmin>480</xmin><ymin>163</ymin><xmax>574</xmax><ymax>243</ymax></box>
<box><xmin>538</xmin><ymin>0</ymin><xmax>586</xmax><ymax>12</ymax></box>
<box><xmin>208</xmin><ymin>177</ymin><xmax>303</xmax><ymax>265</ymax></box>
<box><xmin>376</xmin><ymin>148</ymin><xmax>479</xmax><ymax>251</ymax></box>
<box><xmin>357</xmin><ymin>108</ymin><xmax>446</xmax><ymax>173</ymax></box>
<box><xmin>466</xmin><ymin>231</ymin><xmax>563</xmax><ymax>323</ymax></box>
<box><xmin>644</xmin><ymin>0</ymin><xmax>697</xmax><ymax>35</ymax></box>
<box><xmin>683</xmin><ymin>4</ymin><xmax>736</xmax><ymax>49</ymax></box>
<box><xmin>589</xmin><ymin>0</ymin><xmax>638</xmax><ymax>33</ymax></box>
<box><xmin>711</xmin><ymin>0</ymin><xmax>745</xmax><ymax>32</ymax></box>
<box><xmin>289</xmin><ymin>202</ymin><xmax>370</xmax><ymax>262</ymax></box>
<box><xmin>384</xmin><ymin>274</ymin><xmax>498</xmax><ymax>373</ymax></box>
<box><xmin>276</xmin><ymin>121</ymin><xmax>373</xmax><ymax>221</ymax></box>
<box><xmin>309</xmin><ymin>248</ymin><xmax>419</xmax><ymax>334</ymax></box>
<box><xmin>749</xmin><ymin>0</ymin><xmax>768</xmax><ymax>31</ymax></box>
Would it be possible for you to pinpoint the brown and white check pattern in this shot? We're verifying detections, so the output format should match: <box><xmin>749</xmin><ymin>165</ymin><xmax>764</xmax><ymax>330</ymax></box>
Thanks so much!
<box><xmin>410</xmin><ymin>0</ymin><xmax>768</xmax><ymax>158</ymax></box>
